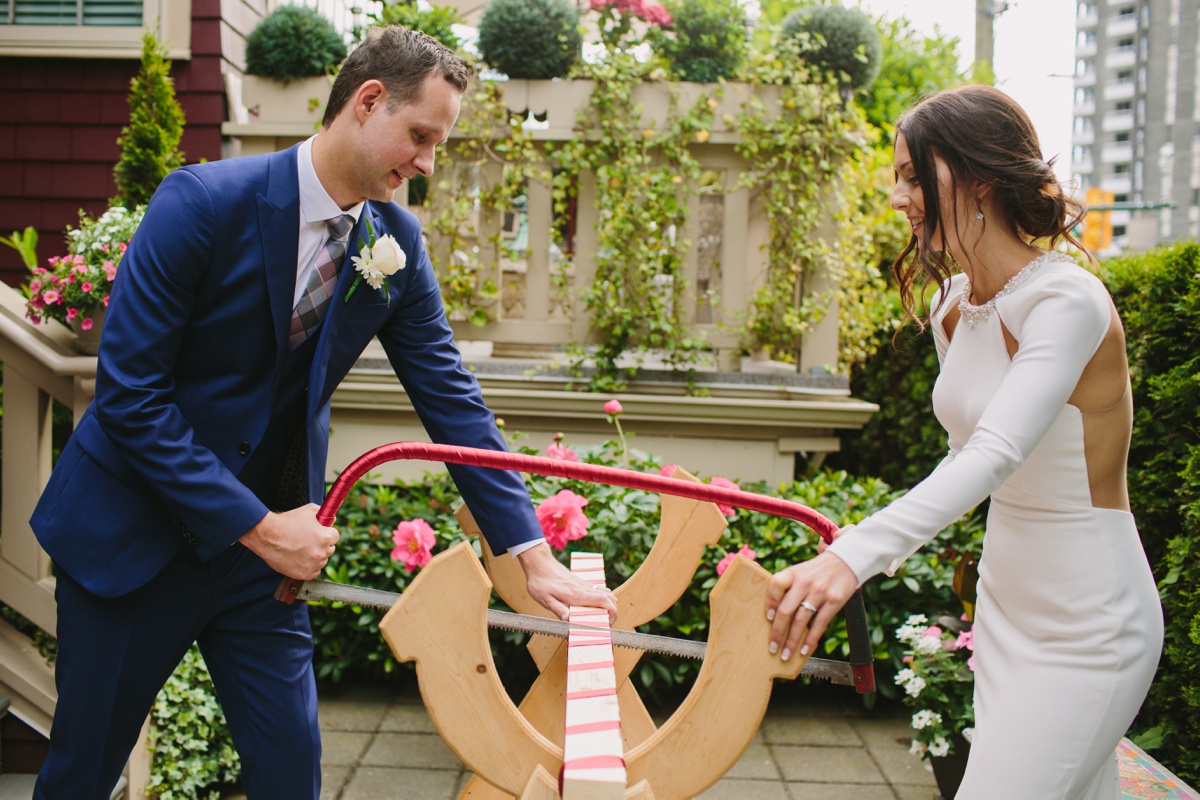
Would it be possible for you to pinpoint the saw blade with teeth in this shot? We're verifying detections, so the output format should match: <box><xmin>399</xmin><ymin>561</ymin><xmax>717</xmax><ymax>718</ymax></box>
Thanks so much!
<box><xmin>284</xmin><ymin>578</ymin><xmax>855</xmax><ymax>684</ymax></box>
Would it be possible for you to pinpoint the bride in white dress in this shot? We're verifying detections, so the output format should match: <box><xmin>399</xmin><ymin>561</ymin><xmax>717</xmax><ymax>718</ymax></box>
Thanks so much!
<box><xmin>765</xmin><ymin>85</ymin><xmax>1163</xmax><ymax>799</ymax></box>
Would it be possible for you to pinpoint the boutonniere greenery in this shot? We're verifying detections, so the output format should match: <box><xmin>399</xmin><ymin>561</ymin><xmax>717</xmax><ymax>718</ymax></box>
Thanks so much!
<box><xmin>345</xmin><ymin>216</ymin><xmax>405</xmax><ymax>303</ymax></box>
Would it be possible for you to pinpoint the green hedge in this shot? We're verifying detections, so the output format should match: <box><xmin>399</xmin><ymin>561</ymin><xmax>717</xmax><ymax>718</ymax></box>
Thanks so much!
<box><xmin>1102</xmin><ymin>242</ymin><xmax>1200</xmax><ymax>785</ymax></box>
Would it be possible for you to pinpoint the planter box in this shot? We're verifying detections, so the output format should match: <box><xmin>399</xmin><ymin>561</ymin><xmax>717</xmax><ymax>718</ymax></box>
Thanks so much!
<box><xmin>498</xmin><ymin>78</ymin><xmax>778</xmax><ymax>143</ymax></box>
<box><xmin>240</xmin><ymin>74</ymin><xmax>331</xmax><ymax>126</ymax></box>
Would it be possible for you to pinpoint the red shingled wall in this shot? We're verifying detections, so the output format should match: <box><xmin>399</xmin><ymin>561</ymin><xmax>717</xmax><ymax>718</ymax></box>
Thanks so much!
<box><xmin>0</xmin><ymin>3</ymin><xmax>226</xmax><ymax>289</ymax></box>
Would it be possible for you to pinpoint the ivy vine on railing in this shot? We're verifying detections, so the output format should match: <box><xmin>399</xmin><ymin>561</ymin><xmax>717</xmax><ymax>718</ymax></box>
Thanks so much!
<box><xmin>732</xmin><ymin>39</ymin><xmax>886</xmax><ymax>369</ymax></box>
<box><xmin>551</xmin><ymin>49</ymin><xmax>716</xmax><ymax>390</ymax></box>
<box><xmin>425</xmin><ymin>63</ymin><xmax>549</xmax><ymax>326</ymax></box>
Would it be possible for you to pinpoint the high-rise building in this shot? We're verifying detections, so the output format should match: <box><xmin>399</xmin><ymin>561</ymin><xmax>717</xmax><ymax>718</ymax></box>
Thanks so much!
<box><xmin>1071</xmin><ymin>0</ymin><xmax>1199</xmax><ymax>253</ymax></box>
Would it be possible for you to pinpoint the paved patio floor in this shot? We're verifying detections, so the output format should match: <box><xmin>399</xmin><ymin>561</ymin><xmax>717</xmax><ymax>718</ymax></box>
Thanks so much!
<box><xmin>300</xmin><ymin>681</ymin><xmax>942</xmax><ymax>800</ymax></box>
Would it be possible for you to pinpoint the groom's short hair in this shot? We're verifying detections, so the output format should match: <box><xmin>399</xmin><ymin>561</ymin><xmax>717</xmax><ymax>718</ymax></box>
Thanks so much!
<box><xmin>322</xmin><ymin>25</ymin><xmax>471</xmax><ymax>127</ymax></box>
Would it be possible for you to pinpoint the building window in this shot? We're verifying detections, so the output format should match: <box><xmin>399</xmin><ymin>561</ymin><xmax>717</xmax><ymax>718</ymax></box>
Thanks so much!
<box><xmin>1074</xmin><ymin>116</ymin><xmax>1094</xmax><ymax>134</ymax></box>
<box><xmin>1117</xmin><ymin>69</ymin><xmax>1134</xmax><ymax>82</ymax></box>
<box><xmin>1115</xmin><ymin>100</ymin><xmax>1132</xmax><ymax>112</ymax></box>
<box><xmin>1113</xmin><ymin>225</ymin><xmax>1127</xmax><ymax>237</ymax></box>
<box><xmin>1114</xmin><ymin>194</ymin><xmax>1129</xmax><ymax>203</ymax></box>
<box><xmin>4</xmin><ymin>0</ymin><xmax>142</xmax><ymax>25</ymax></box>
<box><xmin>1117</xmin><ymin>5</ymin><xmax>1135</xmax><ymax>18</ymax></box>
<box><xmin>1115</xmin><ymin>132</ymin><xmax>1131</xmax><ymax>143</ymax></box>
<box><xmin>1114</xmin><ymin>163</ymin><xmax>1130</xmax><ymax>174</ymax></box>
<box><xmin>1077</xmin><ymin>87</ymin><xmax>1096</xmax><ymax>104</ymax></box>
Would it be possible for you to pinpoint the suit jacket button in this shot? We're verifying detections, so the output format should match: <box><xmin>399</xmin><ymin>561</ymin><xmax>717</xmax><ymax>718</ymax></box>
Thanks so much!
<box><xmin>238</xmin><ymin>441</ymin><xmax>252</xmax><ymax>456</ymax></box>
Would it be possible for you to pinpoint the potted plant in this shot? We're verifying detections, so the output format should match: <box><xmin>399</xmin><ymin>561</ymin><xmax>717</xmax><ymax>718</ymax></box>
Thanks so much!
<box><xmin>25</xmin><ymin>205</ymin><xmax>145</xmax><ymax>354</ymax></box>
<box><xmin>894</xmin><ymin>612</ymin><xmax>976</xmax><ymax>798</ymax></box>
<box><xmin>240</xmin><ymin>5</ymin><xmax>346</xmax><ymax>125</ymax></box>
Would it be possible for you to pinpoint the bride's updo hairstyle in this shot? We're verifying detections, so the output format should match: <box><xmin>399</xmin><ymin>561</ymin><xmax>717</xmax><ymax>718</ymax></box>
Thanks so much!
<box><xmin>892</xmin><ymin>84</ymin><xmax>1089</xmax><ymax>326</ymax></box>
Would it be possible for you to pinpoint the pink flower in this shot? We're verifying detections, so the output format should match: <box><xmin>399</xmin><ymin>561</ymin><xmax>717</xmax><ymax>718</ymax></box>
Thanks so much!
<box><xmin>42</xmin><ymin>289</ymin><xmax>60</xmax><ymax>305</ymax></box>
<box><xmin>390</xmin><ymin>519</ymin><xmax>436</xmax><ymax>572</ymax></box>
<box><xmin>103</xmin><ymin>295</ymin><xmax>110</xmax><ymax>306</ymax></box>
<box><xmin>546</xmin><ymin>442</ymin><xmax>579</xmax><ymax>461</ymax></box>
<box><xmin>80</xmin><ymin>317</ymin><xmax>94</xmax><ymax>331</ymax></box>
<box><xmin>73</xmin><ymin>264</ymin><xmax>87</xmax><ymax>275</ymax></box>
<box><xmin>716</xmin><ymin>545</ymin><xmax>756</xmax><ymax>576</ymax></box>
<box><xmin>954</xmin><ymin>629</ymin><xmax>974</xmax><ymax>652</ymax></box>
<box><xmin>659</xmin><ymin>464</ymin><xmax>677</xmax><ymax>477</ymax></box>
<box><xmin>922</xmin><ymin>625</ymin><xmax>942</xmax><ymax>639</ymax></box>
<box><xmin>29</xmin><ymin>280</ymin><xmax>41</xmax><ymax>293</ymax></box>
<box><xmin>642</xmin><ymin>3</ymin><xmax>671</xmax><ymax>25</ymax></box>
<box><xmin>535</xmin><ymin>489</ymin><xmax>589</xmax><ymax>550</ymax></box>
<box><xmin>66</xmin><ymin>307</ymin><xmax>78</xmax><ymax>320</ymax></box>
<box><xmin>968</xmin><ymin>654</ymin><xmax>976</xmax><ymax>671</ymax></box>
<box><xmin>604</xmin><ymin>398</ymin><xmax>623</xmax><ymax>416</ymax></box>
<box><xmin>81</xmin><ymin>281</ymin><xmax>93</xmax><ymax>293</ymax></box>
<box><xmin>118</xmin><ymin>242</ymin><xmax>127</xmax><ymax>253</ymax></box>
<box><xmin>709</xmin><ymin>476</ymin><xmax>739</xmax><ymax>516</ymax></box>
<box><xmin>103</xmin><ymin>260</ymin><xmax>117</xmax><ymax>280</ymax></box>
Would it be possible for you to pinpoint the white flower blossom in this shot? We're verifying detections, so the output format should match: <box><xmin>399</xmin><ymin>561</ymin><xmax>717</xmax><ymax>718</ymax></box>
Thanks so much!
<box><xmin>895</xmin><ymin>614</ymin><xmax>929</xmax><ymax>644</ymax></box>
<box><xmin>904</xmin><ymin>675</ymin><xmax>926</xmax><ymax>698</ymax></box>
<box><xmin>909</xmin><ymin>739</ymin><xmax>927</xmax><ymax>757</ymax></box>
<box><xmin>351</xmin><ymin>234</ymin><xmax>406</xmax><ymax>291</ymax></box>
<box><xmin>929</xmin><ymin>737</ymin><xmax>950</xmax><ymax>758</ymax></box>
<box><xmin>961</xmin><ymin>727</ymin><xmax>975</xmax><ymax>744</ymax></box>
<box><xmin>914</xmin><ymin>634</ymin><xmax>944</xmax><ymax>655</ymax></box>
<box><xmin>911</xmin><ymin>710</ymin><xmax>942</xmax><ymax>730</ymax></box>
<box><xmin>894</xmin><ymin>668</ymin><xmax>915</xmax><ymax>686</ymax></box>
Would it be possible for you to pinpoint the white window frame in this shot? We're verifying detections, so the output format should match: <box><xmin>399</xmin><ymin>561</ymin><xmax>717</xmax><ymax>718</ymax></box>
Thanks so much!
<box><xmin>0</xmin><ymin>0</ymin><xmax>190</xmax><ymax>59</ymax></box>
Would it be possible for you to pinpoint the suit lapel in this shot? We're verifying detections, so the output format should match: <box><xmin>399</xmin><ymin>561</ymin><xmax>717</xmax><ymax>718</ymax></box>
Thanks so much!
<box><xmin>258</xmin><ymin>146</ymin><xmax>303</xmax><ymax>357</ymax></box>
<box><xmin>307</xmin><ymin>203</ymin><xmax>382</xmax><ymax>418</ymax></box>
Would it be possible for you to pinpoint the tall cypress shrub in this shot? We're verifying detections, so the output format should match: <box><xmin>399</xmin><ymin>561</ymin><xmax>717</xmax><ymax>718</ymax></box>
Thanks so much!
<box><xmin>113</xmin><ymin>31</ymin><xmax>186</xmax><ymax>209</ymax></box>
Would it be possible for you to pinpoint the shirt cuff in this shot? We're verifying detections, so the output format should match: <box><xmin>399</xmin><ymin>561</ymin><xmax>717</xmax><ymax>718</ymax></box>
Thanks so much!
<box><xmin>506</xmin><ymin>538</ymin><xmax>545</xmax><ymax>558</ymax></box>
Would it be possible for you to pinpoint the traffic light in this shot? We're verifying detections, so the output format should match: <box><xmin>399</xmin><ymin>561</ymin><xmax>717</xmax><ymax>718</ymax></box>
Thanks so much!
<box><xmin>1082</xmin><ymin>187</ymin><xmax>1114</xmax><ymax>251</ymax></box>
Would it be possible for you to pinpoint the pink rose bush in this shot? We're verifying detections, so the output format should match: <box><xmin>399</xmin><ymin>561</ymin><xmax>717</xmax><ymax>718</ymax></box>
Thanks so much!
<box><xmin>390</xmin><ymin>519</ymin><xmax>437</xmax><ymax>572</ymax></box>
<box><xmin>546</xmin><ymin>432</ymin><xmax>579</xmax><ymax>462</ymax></box>
<box><xmin>715</xmin><ymin>545</ymin><xmax>756</xmax><ymax>576</ymax></box>
<box><xmin>590</xmin><ymin>0</ymin><xmax>671</xmax><ymax>50</ymax></box>
<box><xmin>894</xmin><ymin>614</ymin><xmax>976</xmax><ymax>761</ymax></box>
<box><xmin>25</xmin><ymin>205</ymin><xmax>143</xmax><ymax>329</ymax></box>
<box><xmin>536</xmin><ymin>489</ymin><xmax>590</xmax><ymax>550</ymax></box>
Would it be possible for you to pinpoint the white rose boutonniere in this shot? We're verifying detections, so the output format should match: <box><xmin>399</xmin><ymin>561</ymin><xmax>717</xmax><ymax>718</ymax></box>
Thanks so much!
<box><xmin>345</xmin><ymin>216</ymin><xmax>405</xmax><ymax>304</ymax></box>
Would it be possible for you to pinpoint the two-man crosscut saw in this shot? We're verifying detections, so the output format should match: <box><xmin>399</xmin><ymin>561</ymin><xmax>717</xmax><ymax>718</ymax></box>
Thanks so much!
<box><xmin>277</xmin><ymin>577</ymin><xmax>858</xmax><ymax>685</ymax></box>
<box><xmin>276</xmin><ymin>442</ymin><xmax>878</xmax><ymax>694</ymax></box>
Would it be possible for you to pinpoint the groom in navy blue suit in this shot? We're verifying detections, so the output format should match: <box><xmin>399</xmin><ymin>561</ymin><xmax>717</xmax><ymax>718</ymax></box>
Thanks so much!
<box><xmin>30</xmin><ymin>26</ymin><xmax>616</xmax><ymax>799</ymax></box>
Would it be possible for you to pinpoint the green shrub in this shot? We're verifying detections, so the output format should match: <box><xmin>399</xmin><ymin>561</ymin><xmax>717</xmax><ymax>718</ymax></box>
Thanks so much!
<box><xmin>828</xmin><ymin>315</ymin><xmax>946</xmax><ymax>491</ymax></box>
<box><xmin>146</xmin><ymin>646</ymin><xmax>240</xmax><ymax>799</ymax></box>
<box><xmin>309</xmin><ymin>435</ymin><xmax>982</xmax><ymax>705</ymax></box>
<box><xmin>1102</xmin><ymin>242</ymin><xmax>1200</xmax><ymax>784</ymax></box>
<box><xmin>374</xmin><ymin>2</ymin><xmax>462</xmax><ymax>51</ymax></box>
<box><xmin>781</xmin><ymin>4</ymin><xmax>883</xmax><ymax>92</ymax></box>
<box><xmin>477</xmin><ymin>0</ymin><xmax>581</xmax><ymax>79</ymax></box>
<box><xmin>114</xmin><ymin>32</ymin><xmax>185</xmax><ymax>209</ymax></box>
<box><xmin>245</xmin><ymin>5</ymin><xmax>347</xmax><ymax>84</ymax></box>
<box><xmin>650</xmin><ymin>0</ymin><xmax>748</xmax><ymax>83</ymax></box>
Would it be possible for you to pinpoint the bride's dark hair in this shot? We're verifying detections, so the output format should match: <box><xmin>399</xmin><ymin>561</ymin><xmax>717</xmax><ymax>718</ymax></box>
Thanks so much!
<box><xmin>892</xmin><ymin>84</ymin><xmax>1089</xmax><ymax>326</ymax></box>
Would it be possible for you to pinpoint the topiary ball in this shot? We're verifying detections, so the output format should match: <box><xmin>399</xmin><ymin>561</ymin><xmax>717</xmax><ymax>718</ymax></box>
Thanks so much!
<box><xmin>477</xmin><ymin>0</ymin><xmax>582</xmax><ymax>80</ymax></box>
<box><xmin>654</xmin><ymin>0</ymin><xmax>748</xmax><ymax>83</ymax></box>
<box><xmin>245</xmin><ymin>5</ymin><xmax>348</xmax><ymax>84</ymax></box>
<box><xmin>781</xmin><ymin>4</ymin><xmax>882</xmax><ymax>91</ymax></box>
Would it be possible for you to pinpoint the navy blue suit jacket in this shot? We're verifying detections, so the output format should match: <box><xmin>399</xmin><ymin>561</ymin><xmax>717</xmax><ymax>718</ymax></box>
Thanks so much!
<box><xmin>31</xmin><ymin>145</ymin><xmax>541</xmax><ymax>598</ymax></box>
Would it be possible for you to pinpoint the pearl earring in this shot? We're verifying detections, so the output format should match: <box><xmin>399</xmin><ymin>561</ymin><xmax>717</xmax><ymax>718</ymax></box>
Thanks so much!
<box><xmin>975</xmin><ymin>210</ymin><xmax>984</xmax><ymax>221</ymax></box>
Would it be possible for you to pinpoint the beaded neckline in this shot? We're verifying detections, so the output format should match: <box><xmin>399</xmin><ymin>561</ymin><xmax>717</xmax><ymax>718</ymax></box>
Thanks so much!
<box><xmin>958</xmin><ymin>251</ymin><xmax>1072</xmax><ymax>329</ymax></box>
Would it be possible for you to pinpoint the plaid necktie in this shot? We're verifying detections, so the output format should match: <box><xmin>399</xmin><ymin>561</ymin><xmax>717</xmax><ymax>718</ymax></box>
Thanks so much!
<box><xmin>288</xmin><ymin>214</ymin><xmax>355</xmax><ymax>350</ymax></box>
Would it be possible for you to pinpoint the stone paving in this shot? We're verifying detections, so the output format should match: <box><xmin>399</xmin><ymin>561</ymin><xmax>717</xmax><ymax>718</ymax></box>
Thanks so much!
<box><xmin>302</xmin><ymin>681</ymin><xmax>942</xmax><ymax>800</ymax></box>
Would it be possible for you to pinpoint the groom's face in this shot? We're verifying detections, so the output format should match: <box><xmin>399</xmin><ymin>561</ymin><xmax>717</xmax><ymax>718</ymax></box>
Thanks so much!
<box><xmin>354</xmin><ymin>74</ymin><xmax>461</xmax><ymax>204</ymax></box>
